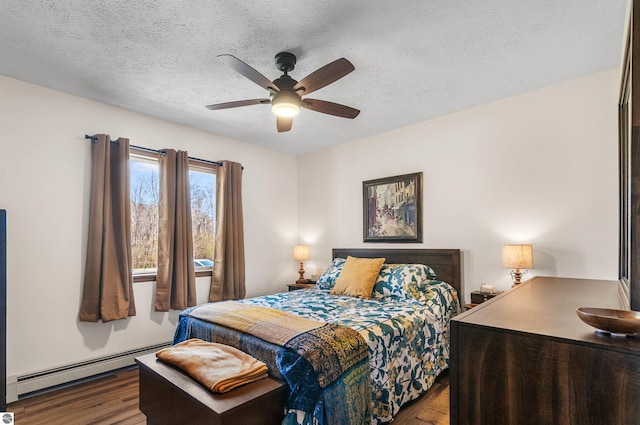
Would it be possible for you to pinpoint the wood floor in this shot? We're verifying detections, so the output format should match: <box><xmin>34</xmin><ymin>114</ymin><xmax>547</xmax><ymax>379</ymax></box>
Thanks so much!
<box><xmin>9</xmin><ymin>367</ymin><xmax>146</xmax><ymax>425</ymax></box>
<box><xmin>8</xmin><ymin>366</ymin><xmax>450</xmax><ymax>424</ymax></box>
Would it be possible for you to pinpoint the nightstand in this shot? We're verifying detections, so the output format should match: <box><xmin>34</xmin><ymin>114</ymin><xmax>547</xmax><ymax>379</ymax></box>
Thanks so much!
<box><xmin>465</xmin><ymin>290</ymin><xmax>504</xmax><ymax>310</ymax></box>
<box><xmin>287</xmin><ymin>283</ymin><xmax>315</xmax><ymax>291</ymax></box>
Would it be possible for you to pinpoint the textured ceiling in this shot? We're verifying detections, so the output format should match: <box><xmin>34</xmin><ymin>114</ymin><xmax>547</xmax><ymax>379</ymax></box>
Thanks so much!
<box><xmin>0</xmin><ymin>1</ymin><xmax>628</xmax><ymax>155</ymax></box>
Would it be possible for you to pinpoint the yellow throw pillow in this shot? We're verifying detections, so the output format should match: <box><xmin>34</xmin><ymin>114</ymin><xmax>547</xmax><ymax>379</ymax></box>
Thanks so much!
<box><xmin>331</xmin><ymin>256</ymin><xmax>386</xmax><ymax>298</ymax></box>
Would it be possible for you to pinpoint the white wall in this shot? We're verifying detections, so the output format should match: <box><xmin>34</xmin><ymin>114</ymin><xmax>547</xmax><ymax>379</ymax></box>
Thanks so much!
<box><xmin>298</xmin><ymin>69</ymin><xmax>620</xmax><ymax>299</ymax></box>
<box><xmin>0</xmin><ymin>75</ymin><xmax>299</xmax><ymax>378</ymax></box>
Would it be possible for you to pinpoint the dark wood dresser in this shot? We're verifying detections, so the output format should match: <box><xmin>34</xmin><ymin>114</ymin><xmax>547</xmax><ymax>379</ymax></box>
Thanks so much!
<box><xmin>450</xmin><ymin>276</ymin><xmax>640</xmax><ymax>425</ymax></box>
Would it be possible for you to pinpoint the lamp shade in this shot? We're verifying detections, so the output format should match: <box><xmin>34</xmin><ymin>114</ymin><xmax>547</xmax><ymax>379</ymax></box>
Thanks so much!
<box><xmin>293</xmin><ymin>245</ymin><xmax>310</xmax><ymax>261</ymax></box>
<box><xmin>272</xmin><ymin>92</ymin><xmax>301</xmax><ymax>117</ymax></box>
<box><xmin>502</xmin><ymin>244</ymin><xmax>533</xmax><ymax>269</ymax></box>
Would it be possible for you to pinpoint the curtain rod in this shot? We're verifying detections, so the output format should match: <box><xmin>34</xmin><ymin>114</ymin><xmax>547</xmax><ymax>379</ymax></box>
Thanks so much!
<box><xmin>84</xmin><ymin>134</ymin><xmax>223</xmax><ymax>167</ymax></box>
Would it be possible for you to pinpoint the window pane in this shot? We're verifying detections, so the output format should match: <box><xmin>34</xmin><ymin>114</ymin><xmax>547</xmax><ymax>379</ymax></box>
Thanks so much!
<box><xmin>190</xmin><ymin>169</ymin><xmax>216</xmax><ymax>268</ymax></box>
<box><xmin>130</xmin><ymin>156</ymin><xmax>159</xmax><ymax>274</ymax></box>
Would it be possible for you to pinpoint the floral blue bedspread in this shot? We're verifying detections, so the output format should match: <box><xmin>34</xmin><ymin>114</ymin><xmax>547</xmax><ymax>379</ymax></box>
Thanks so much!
<box><xmin>174</xmin><ymin>281</ymin><xmax>459</xmax><ymax>424</ymax></box>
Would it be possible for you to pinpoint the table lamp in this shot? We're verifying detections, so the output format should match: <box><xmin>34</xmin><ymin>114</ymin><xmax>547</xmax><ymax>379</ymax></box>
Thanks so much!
<box><xmin>293</xmin><ymin>245</ymin><xmax>310</xmax><ymax>283</ymax></box>
<box><xmin>502</xmin><ymin>244</ymin><xmax>533</xmax><ymax>286</ymax></box>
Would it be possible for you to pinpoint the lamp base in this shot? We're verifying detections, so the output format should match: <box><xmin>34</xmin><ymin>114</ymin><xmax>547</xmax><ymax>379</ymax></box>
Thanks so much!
<box><xmin>510</xmin><ymin>269</ymin><xmax>529</xmax><ymax>287</ymax></box>
<box><xmin>297</xmin><ymin>261</ymin><xmax>307</xmax><ymax>284</ymax></box>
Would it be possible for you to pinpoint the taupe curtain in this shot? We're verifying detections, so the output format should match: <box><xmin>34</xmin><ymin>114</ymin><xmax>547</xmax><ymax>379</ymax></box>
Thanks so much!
<box><xmin>155</xmin><ymin>150</ymin><xmax>196</xmax><ymax>311</ymax></box>
<box><xmin>79</xmin><ymin>135</ymin><xmax>136</xmax><ymax>322</ymax></box>
<box><xmin>209</xmin><ymin>161</ymin><xmax>245</xmax><ymax>301</ymax></box>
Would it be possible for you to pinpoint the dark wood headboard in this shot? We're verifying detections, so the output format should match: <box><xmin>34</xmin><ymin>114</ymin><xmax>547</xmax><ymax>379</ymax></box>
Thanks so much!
<box><xmin>332</xmin><ymin>248</ymin><xmax>462</xmax><ymax>303</ymax></box>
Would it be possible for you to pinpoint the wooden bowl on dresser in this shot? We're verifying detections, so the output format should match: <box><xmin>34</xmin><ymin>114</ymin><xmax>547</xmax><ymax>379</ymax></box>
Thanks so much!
<box><xmin>576</xmin><ymin>307</ymin><xmax>640</xmax><ymax>336</ymax></box>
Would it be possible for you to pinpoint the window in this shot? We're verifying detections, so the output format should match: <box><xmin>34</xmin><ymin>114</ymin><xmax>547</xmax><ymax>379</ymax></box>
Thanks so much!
<box><xmin>130</xmin><ymin>154</ymin><xmax>160</xmax><ymax>274</ymax></box>
<box><xmin>189</xmin><ymin>162</ymin><xmax>217</xmax><ymax>269</ymax></box>
<box><xmin>130</xmin><ymin>149</ymin><xmax>216</xmax><ymax>280</ymax></box>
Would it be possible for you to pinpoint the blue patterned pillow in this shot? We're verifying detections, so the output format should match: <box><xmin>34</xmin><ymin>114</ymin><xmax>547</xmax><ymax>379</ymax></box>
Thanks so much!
<box><xmin>315</xmin><ymin>258</ymin><xmax>346</xmax><ymax>290</ymax></box>
<box><xmin>372</xmin><ymin>263</ymin><xmax>438</xmax><ymax>302</ymax></box>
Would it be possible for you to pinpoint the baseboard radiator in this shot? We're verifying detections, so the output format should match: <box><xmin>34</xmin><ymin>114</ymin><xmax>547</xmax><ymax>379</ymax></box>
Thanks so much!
<box><xmin>7</xmin><ymin>341</ymin><xmax>171</xmax><ymax>402</ymax></box>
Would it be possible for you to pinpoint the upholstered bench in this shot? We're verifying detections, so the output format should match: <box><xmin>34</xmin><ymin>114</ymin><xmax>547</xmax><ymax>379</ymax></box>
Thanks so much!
<box><xmin>136</xmin><ymin>353</ymin><xmax>286</xmax><ymax>425</ymax></box>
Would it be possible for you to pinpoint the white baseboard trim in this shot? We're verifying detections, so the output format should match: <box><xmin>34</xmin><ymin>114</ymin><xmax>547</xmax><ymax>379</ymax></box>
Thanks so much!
<box><xmin>7</xmin><ymin>341</ymin><xmax>171</xmax><ymax>402</ymax></box>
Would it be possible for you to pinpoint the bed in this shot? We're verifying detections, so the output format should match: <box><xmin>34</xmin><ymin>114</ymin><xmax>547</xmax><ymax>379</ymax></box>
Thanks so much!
<box><xmin>173</xmin><ymin>248</ymin><xmax>462</xmax><ymax>424</ymax></box>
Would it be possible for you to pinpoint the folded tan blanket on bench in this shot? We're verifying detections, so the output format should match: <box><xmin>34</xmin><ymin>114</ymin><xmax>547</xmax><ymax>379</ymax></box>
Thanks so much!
<box><xmin>156</xmin><ymin>338</ymin><xmax>269</xmax><ymax>393</ymax></box>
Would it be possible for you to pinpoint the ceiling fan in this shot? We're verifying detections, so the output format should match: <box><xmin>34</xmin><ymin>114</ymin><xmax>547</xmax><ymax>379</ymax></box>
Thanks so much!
<box><xmin>206</xmin><ymin>52</ymin><xmax>360</xmax><ymax>133</ymax></box>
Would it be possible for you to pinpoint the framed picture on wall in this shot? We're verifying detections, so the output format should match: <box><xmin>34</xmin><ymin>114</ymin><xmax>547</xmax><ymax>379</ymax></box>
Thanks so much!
<box><xmin>363</xmin><ymin>172</ymin><xmax>422</xmax><ymax>242</ymax></box>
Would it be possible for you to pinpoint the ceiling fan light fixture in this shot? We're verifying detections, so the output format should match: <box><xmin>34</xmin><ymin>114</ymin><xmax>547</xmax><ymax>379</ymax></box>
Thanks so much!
<box><xmin>209</xmin><ymin>53</ymin><xmax>359</xmax><ymax>132</ymax></box>
<box><xmin>271</xmin><ymin>92</ymin><xmax>300</xmax><ymax>117</ymax></box>
<box><xmin>272</xmin><ymin>102</ymin><xmax>299</xmax><ymax>117</ymax></box>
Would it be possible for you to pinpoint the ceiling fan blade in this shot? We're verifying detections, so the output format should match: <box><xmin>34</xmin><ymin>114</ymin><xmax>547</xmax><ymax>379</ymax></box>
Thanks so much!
<box><xmin>277</xmin><ymin>116</ymin><xmax>293</xmax><ymax>132</ymax></box>
<box><xmin>218</xmin><ymin>54</ymin><xmax>280</xmax><ymax>92</ymax></box>
<box><xmin>301</xmin><ymin>99</ymin><xmax>360</xmax><ymax>119</ymax></box>
<box><xmin>206</xmin><ymin>99</ymin><xmax>270</xmax><ymax>110</ymax></box>
<box><xmin>293</xmin><ymin>58</ymin><xmax>355</xmax><ymax>95</ymax></box>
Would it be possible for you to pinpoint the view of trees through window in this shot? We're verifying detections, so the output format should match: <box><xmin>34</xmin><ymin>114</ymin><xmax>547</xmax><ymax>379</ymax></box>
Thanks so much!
<box><xmin>130</xmin><ymin>155</ymin><xmax>216</xmax><ymax>274</ymax></box>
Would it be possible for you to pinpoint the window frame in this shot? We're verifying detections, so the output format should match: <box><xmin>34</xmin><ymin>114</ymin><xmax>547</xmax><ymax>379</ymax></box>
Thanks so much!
<box><xmin>129</xmin><ymin>147</ymin><xmax>217</xmax><ymax>282</ymax></box>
